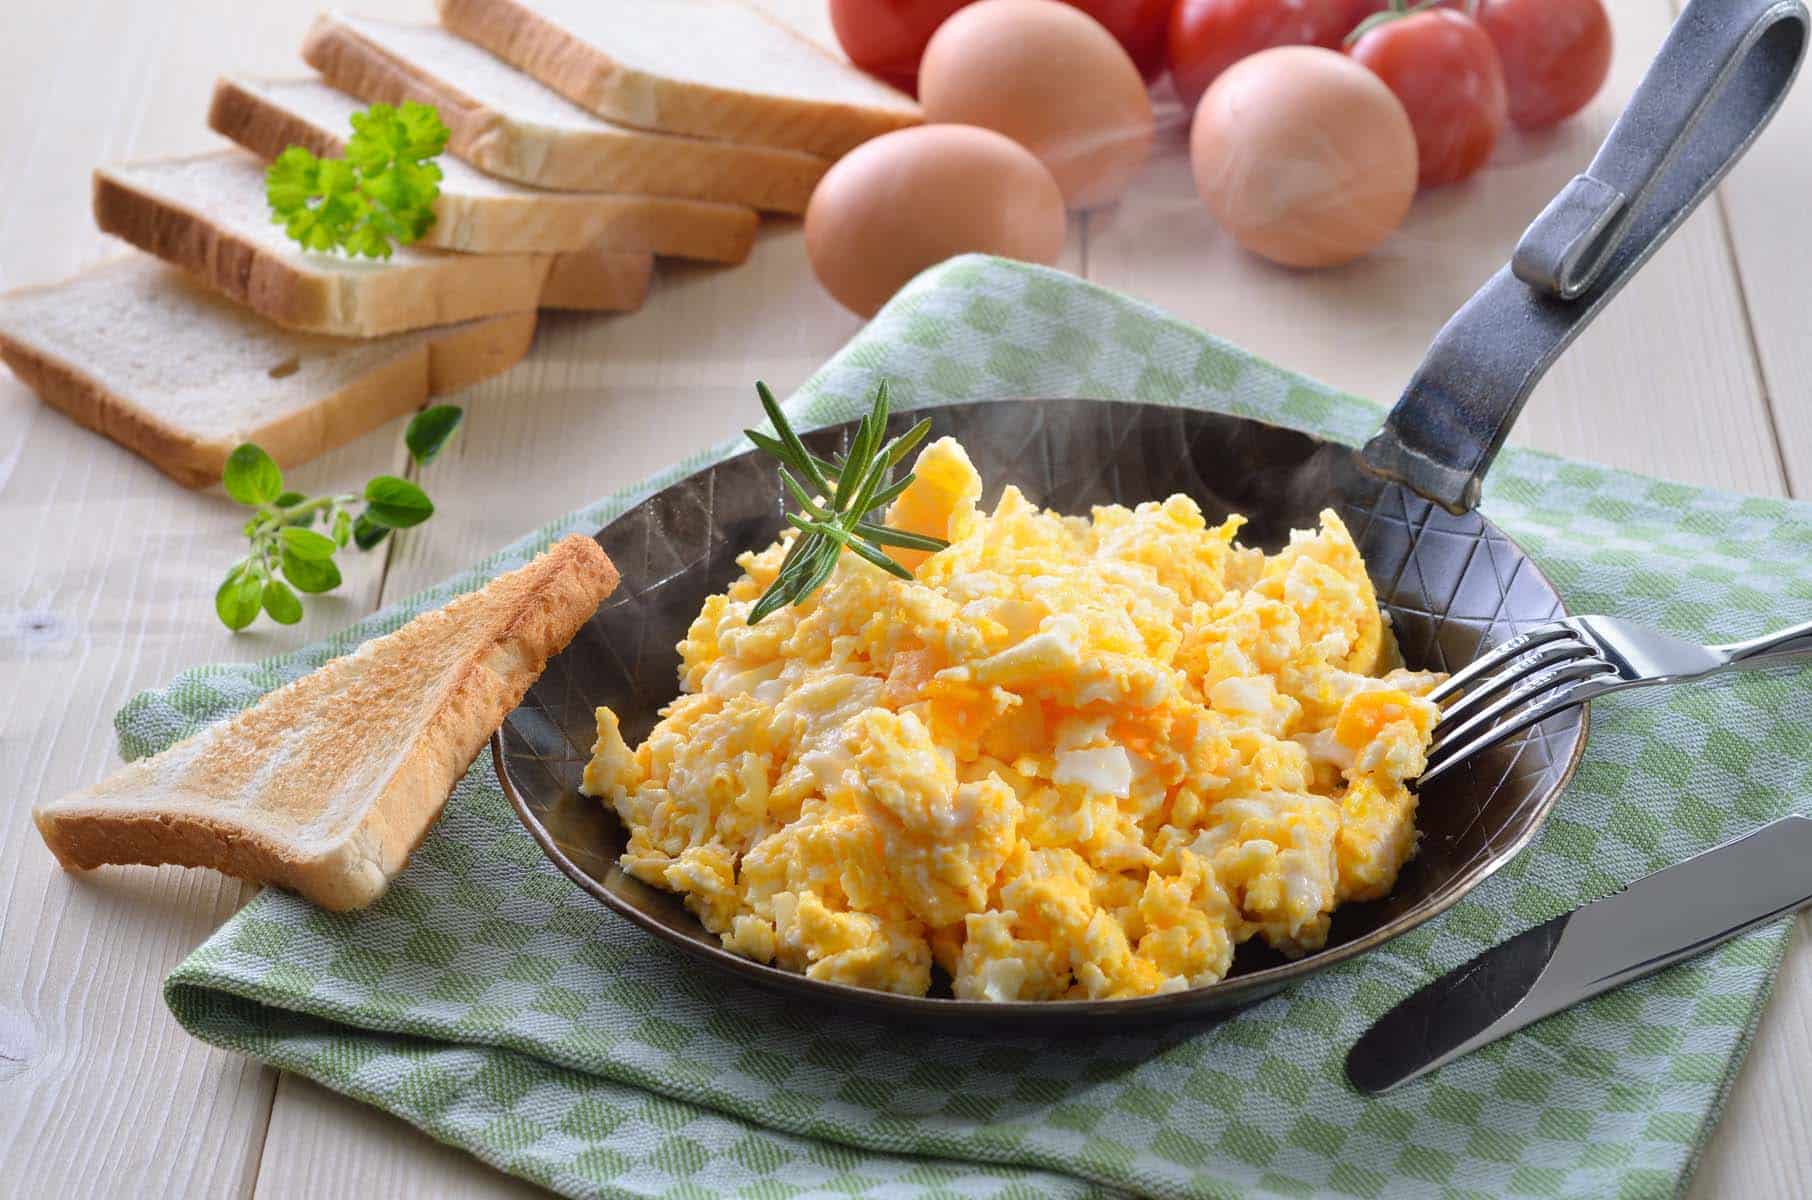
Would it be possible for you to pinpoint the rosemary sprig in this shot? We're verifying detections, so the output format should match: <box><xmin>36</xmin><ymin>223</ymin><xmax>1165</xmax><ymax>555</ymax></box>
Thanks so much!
<box><xmin>745</xmin><ymin>380</ymin><xmax>947</xmax><ymax>623</ymax></box>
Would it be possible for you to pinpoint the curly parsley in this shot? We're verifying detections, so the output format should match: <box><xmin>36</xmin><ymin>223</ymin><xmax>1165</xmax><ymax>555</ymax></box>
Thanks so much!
<box><xmin>265</xmin><ymin>101</ymin><xmax>449</xmax><ymax>260</ymax></box>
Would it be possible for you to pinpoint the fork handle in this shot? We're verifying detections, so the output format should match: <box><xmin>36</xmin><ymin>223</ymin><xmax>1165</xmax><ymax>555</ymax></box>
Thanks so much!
<box><xmin>1716</xmin><ymin>618</ymin><xmax>1812</xmax><ymax>666</ymax></box>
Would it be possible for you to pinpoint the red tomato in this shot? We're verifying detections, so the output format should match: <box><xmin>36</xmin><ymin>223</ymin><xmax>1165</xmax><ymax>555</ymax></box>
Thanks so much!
<box><xmin>1477</xmin><ymin>0</ymin><xmax>1612</xmax><ymax>129</ymax></box>
<box><xmin>1168</xmin><ymin>0</ymin><xmax>1378</xmax><ymax>110</ymax></box>
<box><xmin>1349</xmin><ymin>9</ymin><xmax>1507</xmax><ymax>187</ymax></box>
<box><xmin>832</xmin><ymin>0</ymin><xmax>1167</xmax><ymax>90</ymax></box>
<box><xmin>830</xmin><ymin>0</ymin><xmax>971</xmax><ymax>92</ymax></box>
<box><xmin>1063</xmin><ymin>0</ymin><xmax>1173</xmax><ymax>80</ymax></box>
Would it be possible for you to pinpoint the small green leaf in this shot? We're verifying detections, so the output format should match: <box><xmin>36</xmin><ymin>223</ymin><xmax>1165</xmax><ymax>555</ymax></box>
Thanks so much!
<box><xmin>261</xmin><ymin>579</ymin><xmax>303</xmax><ymax>625</ymax></box>
<box><xmin>332</xmin><ymin>509</ymin><xmax>353</xmax><ymax>548</ymax></box>
<box><xmin>215</xmin><ymin>571</ymin><xmax>263</xmax><ymax>631</ymax></box>
<box><xmin>281</xmin><ymin>549</ymin><xmax>343</xmax><ymax>594</ymax></box>
<box><xmin>363</xmin><ymin>475</ymin><xmax>434</xmax><ymax>528</ymax></box>
<box><xmin>278</xmin><ymin>525</ymin><xmax>338</xmax><ymax>560</ymax></box>
<box><xmin>405</xmin><ymin>404</ymin><xmax>463</xmax><ymax>465</ymax></box>
<box><xmin>352</xmin><ymin>513</ymin><xmax>391</xmax><ymax>551</ymax></box>
<box><xmin>266</xmin><ymin>146</ymin><xmax>322</xmax><ymax>216</ymax></box>
<box><xmin>223</xmin><ymin>444</ymin><xmax>282</xmax><ymax>506</ymax></box>
<box><xmin>275</xmin><ymin>490</ymin><xmax>307</xmax><ymax>508</ymax></box>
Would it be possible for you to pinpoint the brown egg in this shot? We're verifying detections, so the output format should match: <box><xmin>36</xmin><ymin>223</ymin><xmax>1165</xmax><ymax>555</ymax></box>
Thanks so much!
<box><xmin>919</xmin><ymin>0</ymin><xmax>1155</xmax><ymax>209</ymax></box>
<box><xmin>1189</xmin><ymin>46</ymin><xmax>1418</xmax><ymax>269</ymax></box>
<box><xmin>804</xmin><ymin>124</ymin><xmax>1067</xmax><ymax>318</ymax></box>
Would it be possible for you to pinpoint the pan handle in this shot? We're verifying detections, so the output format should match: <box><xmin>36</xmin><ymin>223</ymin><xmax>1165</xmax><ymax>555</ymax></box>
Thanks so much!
<box><xmin>1360</xmin><ymin>0</ymin><xmax>1809</xmax><ymax>515</ymax></box>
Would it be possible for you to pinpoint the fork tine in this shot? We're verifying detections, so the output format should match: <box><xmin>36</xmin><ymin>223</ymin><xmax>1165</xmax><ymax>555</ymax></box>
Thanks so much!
<box><xmin>1426</xmin><ymin>621</ymin><xmax>1579</xmax><ymax>705</ymax></box>
<box><xmin>1433</xmin><ymin>637</ymin><xmax>1596</xmax><ymax>732</ymax></box>
<box><xmin>1418</xmin><ymin>671</ymin><xmax>1611</xmax><ymax>786</ymax></box>
<box><xmin>1427</xmin><ymin>657</ymin><xmax>1614</xmax><ymax>766</ymax></box>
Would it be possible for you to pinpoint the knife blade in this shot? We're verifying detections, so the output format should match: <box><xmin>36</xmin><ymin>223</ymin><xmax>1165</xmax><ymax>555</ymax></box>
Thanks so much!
<box><xmin>1346</xmin><ymin>814</ymin><xmax>1812</xmax><ymax>1094</ymax></box>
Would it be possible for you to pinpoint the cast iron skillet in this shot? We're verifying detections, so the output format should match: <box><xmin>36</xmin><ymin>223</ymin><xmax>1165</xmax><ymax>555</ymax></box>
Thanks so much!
<box><xmin>493</xmin><ymin>0</ymin><xmax>1807</xmax><ymax>1027</ymax></box>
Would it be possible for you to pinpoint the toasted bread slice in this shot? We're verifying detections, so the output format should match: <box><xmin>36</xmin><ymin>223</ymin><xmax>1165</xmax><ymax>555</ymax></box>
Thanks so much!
<box><xmin>302</xmin><ymin>13</ymin><xmax>828</xmax><ymax>213</ymax></box>
<box><xmin>437</xmin><ymin>0</ymin><xmax>920</xmax><ymax>157</ymax></box>
<box><xmin>209</xmin><ymin>75</ymin><xmax>759</xmax><ymax>263</ymax></box>
<box><xmin>35</xmin><ymin>536</ymin><xmax>618</xmax><ymax>910</ymax></box>
<box><xmin>0</xmin><ymin>256</ymin><xmax>536</xmax><ymax>487</ymax></box>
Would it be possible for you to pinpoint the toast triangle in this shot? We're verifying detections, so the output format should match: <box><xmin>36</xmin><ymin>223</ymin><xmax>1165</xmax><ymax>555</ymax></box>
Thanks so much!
<box><xmin>35</xmin><ymin>535</ymin><xmax>618</xmax><ymax>910</ymax></box>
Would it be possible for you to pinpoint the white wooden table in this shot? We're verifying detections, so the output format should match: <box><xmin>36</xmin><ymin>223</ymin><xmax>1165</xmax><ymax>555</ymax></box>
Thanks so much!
<box><xmin>2</xmin><ymin>0</ymin><xmax>1807</xmax><ymax>1195</ymax></box>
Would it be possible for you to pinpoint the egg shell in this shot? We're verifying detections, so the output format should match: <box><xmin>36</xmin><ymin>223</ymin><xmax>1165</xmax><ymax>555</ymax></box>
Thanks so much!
<box><xmin>919</xmin><ymin>0</ymin><xmax>1155</xmax><ymax>209</ymax></box>
<box><xmin>804</xmin><ymin>124</ymin><xmax>1068</xmax><ymax>318</ymax></box>
<box><xmin>1189</xmin><ymin>46</ymin><xmax>1417</xmax><ymax>269</ymax></box>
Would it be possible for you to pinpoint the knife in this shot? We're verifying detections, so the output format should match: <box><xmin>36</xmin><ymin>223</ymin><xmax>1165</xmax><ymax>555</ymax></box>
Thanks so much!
<box><xmin>1346</xmin><ymin>815</ymin><xmax>1812</xmax><ymax>1094</ymax></box>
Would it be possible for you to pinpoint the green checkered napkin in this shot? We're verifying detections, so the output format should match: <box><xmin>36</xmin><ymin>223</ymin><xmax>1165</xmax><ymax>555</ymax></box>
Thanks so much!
<box><xmin>136</xmin><ymin>256</ymin><xmax>1812</xmax><ymax>1200</ymax></box>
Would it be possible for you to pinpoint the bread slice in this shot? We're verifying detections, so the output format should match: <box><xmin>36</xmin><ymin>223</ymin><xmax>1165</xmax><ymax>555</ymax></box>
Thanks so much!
<box><xmin>0</xmin><ymin>256</ymin><xmax>536</xmax><ymax>487</ymax></box>
<box><xmin>437</xmin><ymin>0</ymin><xmax>920</xmax><ymax>157</ymax></box>
<box><xmin>94</xmin><ymin>150</ymin><xmax>653</xmax><ymax>334</ymax></box>
<box><xmin>302</xmin><ymin>13</ymin><xmax>828</xmax><ymax>213</ymax></box>
<box><xmin>35</xmin><ymin>535</ymin><xmax>618</xmax><ymax>911</ymax></box>
<box><xmin>210</xmin><ymin>75</ymin><xmax>759</xmax><ymax>263</ymax></box>
<box><xmin>539</xmin><ymin>246</ymin><xmax>652</xmax><ymax>309</ymax></box>
<box><xmin>95</xmin><ymin>150</ymin><xmax>541</xmax><ymax>337</ymax></box>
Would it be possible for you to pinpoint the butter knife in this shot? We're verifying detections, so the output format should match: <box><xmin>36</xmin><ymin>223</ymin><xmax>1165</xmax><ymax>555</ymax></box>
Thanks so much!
<box><xmin>1347</xmin><ymin>815</ymin><xmax>1812</xmax><ymax>1093</ymax></box>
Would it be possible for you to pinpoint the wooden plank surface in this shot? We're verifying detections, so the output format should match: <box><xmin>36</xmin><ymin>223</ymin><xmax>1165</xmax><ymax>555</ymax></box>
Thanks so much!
<box><xmin>1672</xmin><ymin>4</ymin><xmax>1812</xmax><ymax>1186</ymax></box>
<box><xmin>0</xmin><ymin>0</ymin><xmax>431</xmax><ymax>1195</ymax></box>
<box><xmin>0</xmin><ymin>0</ymin><xmax>1804</xmax><ymax>1196</ymax></box>
<box><xmin>1712</xmin><ymin>9</ymin><xmax>1812</xmax><ymax>497</ymax></box>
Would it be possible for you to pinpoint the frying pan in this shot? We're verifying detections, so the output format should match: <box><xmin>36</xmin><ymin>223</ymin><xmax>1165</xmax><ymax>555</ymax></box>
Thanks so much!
<box><xmin>494</xmin><ymin>0</ymin><xmax>1808</xmax><ymax>1028</ymax></box>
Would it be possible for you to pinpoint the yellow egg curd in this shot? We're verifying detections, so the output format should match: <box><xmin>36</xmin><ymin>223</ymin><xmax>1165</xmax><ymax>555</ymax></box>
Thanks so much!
<box><xmin>581</xmin><ymin>437</ymin><xmax>1443</xmax><ymax>1000</ymax></box>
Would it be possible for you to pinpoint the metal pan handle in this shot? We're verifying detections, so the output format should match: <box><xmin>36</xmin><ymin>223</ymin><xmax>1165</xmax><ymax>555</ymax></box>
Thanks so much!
<box><xmin>1361</xmin><ymin>0</ymin><xmax>1809</xmax><ymax>514</ymax></box>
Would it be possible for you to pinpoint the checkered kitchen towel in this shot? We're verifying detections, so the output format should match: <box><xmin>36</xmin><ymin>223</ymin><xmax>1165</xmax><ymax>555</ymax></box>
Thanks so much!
<box><xmin>133</xmin><ymin>256</ymin><xmax>1812</xmax><ymax>1200</ymax></box>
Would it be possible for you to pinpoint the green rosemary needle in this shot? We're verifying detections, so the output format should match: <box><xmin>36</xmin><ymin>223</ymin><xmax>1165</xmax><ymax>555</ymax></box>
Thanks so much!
<box><xmin>745</xmin><ymin>380</ymin><xmax>948</xmax><ymax>624</ymax></box>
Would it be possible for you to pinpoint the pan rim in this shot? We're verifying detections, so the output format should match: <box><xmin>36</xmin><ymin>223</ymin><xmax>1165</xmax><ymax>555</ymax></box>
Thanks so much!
<box><xmin>494</xmin><ymin>398</ymin><xmax>1587</xmax><ymax>1022</ymax></box>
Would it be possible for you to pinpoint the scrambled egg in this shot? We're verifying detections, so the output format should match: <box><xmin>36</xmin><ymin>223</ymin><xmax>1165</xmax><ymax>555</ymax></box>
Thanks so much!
<box><xmin>582</xmin><ymin>438</ymin><xmax>1443</xmax><ymax>1000</ymax></box>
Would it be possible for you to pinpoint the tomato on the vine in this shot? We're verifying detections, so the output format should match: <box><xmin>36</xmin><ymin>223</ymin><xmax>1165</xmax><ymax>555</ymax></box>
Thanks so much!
<box><xmin>1348</xmin><ymin>8</ymin><xmax>1507</xmax><ymax>187</ymax></box>
<box><xmin>829</xmin><ymin>0</ymin><xmax>971</xmax><ymax>92</ymax></box>
<box><xmin>1168</xmin><ymin>0</ymin><xmax>1379</xmax><ymax>109</ymax></box>
<box><xmin>1477</xmin><ymin>0</ymin><xmax>1612</xmax><ymax>129</ymax></box>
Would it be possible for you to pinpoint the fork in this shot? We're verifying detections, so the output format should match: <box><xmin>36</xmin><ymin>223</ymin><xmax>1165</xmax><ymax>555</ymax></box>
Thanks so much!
<box><xmin>1419</xmin><ymin>615</ymin><xmax>1812</xmax><ymax>785</ymax></box>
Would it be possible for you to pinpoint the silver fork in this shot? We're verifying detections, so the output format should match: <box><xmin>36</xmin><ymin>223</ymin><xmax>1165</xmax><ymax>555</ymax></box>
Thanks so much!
<box><xmin>1419</xmin><ymin>615</ymin><xmax>1812</xmax><ymax>785</ymax></box>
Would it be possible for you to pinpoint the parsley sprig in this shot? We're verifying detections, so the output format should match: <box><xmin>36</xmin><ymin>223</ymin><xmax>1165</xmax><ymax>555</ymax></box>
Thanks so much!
<box><xmin>266</xmin><ymin>101</ymin><xmax>448</xmax><ymax>259</ymax></box>
<box><xmin>214</xmin><ymin>405</ymin><xmax>464</xmax><ymax>631</ymax></box>
<box><xmin>745</xmin><ymin>381</ymin><xmax>948</xmax><ymax>624</ymax></box>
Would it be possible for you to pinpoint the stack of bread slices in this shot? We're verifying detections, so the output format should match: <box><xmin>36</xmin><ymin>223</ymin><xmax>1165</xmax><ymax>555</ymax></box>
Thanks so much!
<box><xmin>0</xmin><ymin>0</ymin><xmax>919</xmax><ymax>487</ymax></box>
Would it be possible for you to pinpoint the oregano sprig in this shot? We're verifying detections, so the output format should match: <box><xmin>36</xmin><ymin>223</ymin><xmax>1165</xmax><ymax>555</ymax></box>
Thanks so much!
<box><xmin>745</xmin><ymin>380</ymin><xmax>947</xmax><ymax>624</ymax></box>
<box><xmin>214</xmin><ymin>405</ymin><xmax>464</xmax><ymax>631</ymax></box>
<box><xmin>266</xmin><ymin>101</ymin><xmax>449</xmax><ymax>259</ymax></box>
